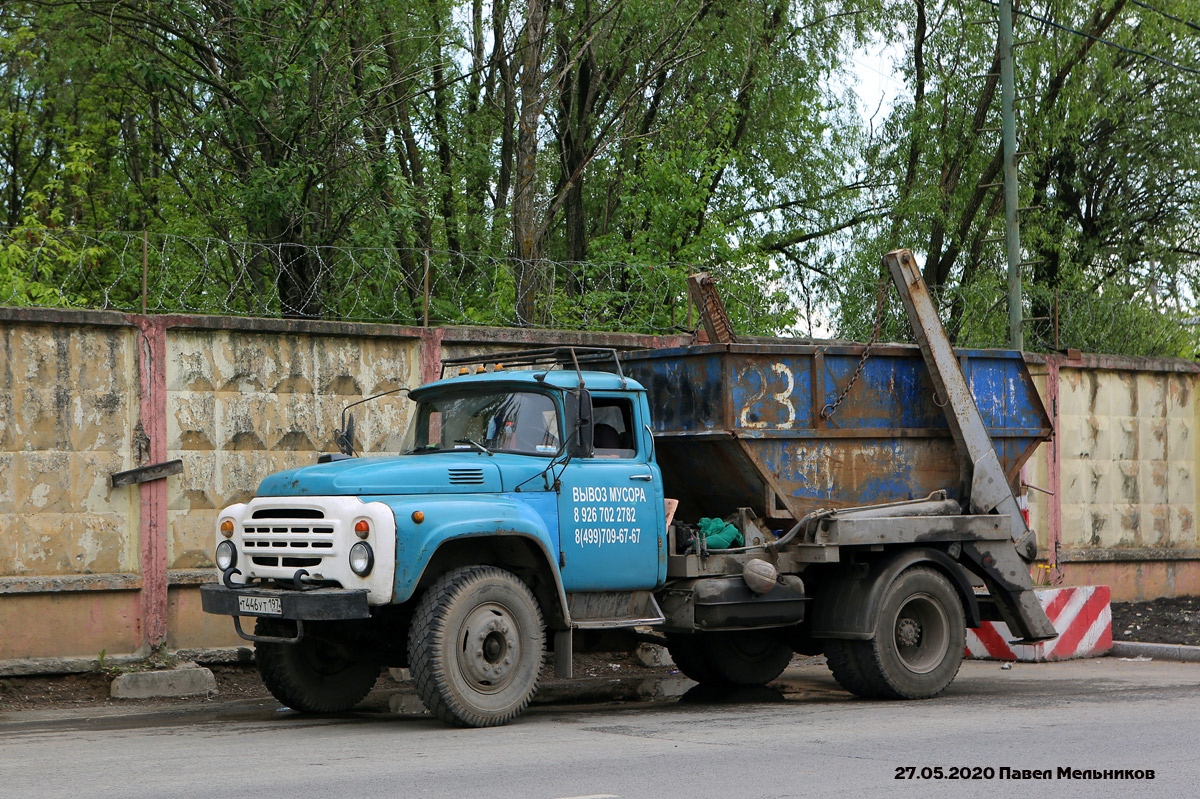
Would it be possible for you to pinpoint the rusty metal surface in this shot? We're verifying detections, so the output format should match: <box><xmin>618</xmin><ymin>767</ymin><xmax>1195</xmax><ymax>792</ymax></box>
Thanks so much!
<box><xmin>620</xmin><ymin>341</ymin><xmax>1051</xmax><ymax>525</ymax></box>
<box><xmin>687</xmin><ymin>273</ymin><xmax>737</xmax><ymax>344</ymax></box>
<box><xmin>110</xmin><ymin>458</ymin><xmax>184</xmax><ymax>487</ymax></box>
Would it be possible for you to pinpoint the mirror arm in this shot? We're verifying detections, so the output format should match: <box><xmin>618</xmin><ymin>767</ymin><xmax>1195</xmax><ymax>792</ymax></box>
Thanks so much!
<box><xmin>334</xmin><ymin>387</ymin><xmax>411</xmax><ymax>458</ymax></box>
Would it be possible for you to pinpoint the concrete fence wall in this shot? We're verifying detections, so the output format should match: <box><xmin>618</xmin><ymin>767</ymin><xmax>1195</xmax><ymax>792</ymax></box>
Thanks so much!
<box><xmin>1027</xmin><ymin>354</ymin><xmax>1199</xmax><ymax>599</ymax></box>
<box><xmin>1</xmin><ymin>307</ymin><xmax>1197</xmax><ymax>667</ymax></box>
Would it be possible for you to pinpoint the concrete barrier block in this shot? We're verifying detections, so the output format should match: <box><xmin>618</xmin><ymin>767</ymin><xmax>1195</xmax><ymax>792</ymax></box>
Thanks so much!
<box><xmin>966</xmin><ymin>585</ymin><xmax>1112</xmax><ymax>662</ymax></box>
<box><xmin>110</xmin><ymin>664</ymin><xmax>217</xmax><ymax>699</ymax></box>
<box><xmin>635</xmin><ymin>643</ymin><xmax>673</xmax><ymax>668</ymax></box>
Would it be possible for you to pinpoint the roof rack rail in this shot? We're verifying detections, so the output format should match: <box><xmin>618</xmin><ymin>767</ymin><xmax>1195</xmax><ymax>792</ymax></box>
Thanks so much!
<box><xmin>439</xmin><ymin>346</ymin><xmax>631</xmax><ymax>387</ymax></box>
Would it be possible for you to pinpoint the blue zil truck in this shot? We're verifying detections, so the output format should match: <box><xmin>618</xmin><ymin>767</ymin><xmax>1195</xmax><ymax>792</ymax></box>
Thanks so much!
<box><xmin>201</xmin><ymin>250</ymin><xmax>1057</xmax><ymax>727</ymax></box>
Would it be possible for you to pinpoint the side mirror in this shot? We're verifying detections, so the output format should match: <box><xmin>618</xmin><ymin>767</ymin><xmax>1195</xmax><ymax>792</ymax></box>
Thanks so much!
<box><xmin>335</xmin><ymin>412</ymin><xmax>357</xmax><ymax>456</ymax></box>
<box><xmin>565</xmin><ymin>389</ymin><xmax>593</xmax><ymax>459</ymax></box>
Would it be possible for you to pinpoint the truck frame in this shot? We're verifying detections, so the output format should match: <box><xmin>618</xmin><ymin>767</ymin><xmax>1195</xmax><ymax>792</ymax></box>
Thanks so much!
<box><xmin>201</xmin><ymin>249</ymin><xmax>1057</xmax><ymax>726</ymax></box>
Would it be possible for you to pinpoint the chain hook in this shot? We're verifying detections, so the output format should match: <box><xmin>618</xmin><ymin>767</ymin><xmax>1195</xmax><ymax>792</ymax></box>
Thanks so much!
<box><xmin>821</xmin><ymin>263</ymin><xmax>890</xmax><ymax>420</ymax></box>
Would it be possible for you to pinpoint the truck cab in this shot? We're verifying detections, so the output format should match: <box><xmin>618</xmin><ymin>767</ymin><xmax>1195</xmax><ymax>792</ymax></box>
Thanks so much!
<box><xmin>202</xmin><ymin>349</ymin><xmax>671</xmax><ymax>727</ymax></box>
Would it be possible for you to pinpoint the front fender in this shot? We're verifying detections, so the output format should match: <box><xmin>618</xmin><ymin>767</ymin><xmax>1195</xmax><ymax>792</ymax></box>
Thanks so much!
<box><xmin>378</xmin><ymin>493</ymin><xmax>560</xmax><ymax>604</ymax></box>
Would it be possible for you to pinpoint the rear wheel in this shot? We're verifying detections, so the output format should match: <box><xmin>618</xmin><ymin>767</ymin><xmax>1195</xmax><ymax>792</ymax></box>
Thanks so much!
<box><xmin>408</xmin><ymin>566</ymin><xmax>545</xmax><ymax>727</ymax></box>
<box><xmin>666</xmin><ymin>630</ymin><xmax>793</xmax><ymax>687</ymax></box>
<box><xmin>824</xmin><ymin>639</ymin><xmax>884</xmax><ymax>698</ymax></box>
<box><xmin>254</xmin><ymin>620</ymin><xmax>379</xmax><ymax>713</ymax></box>
<box><xmin>829</xmin><ymin>566</ymin><xmax>965</xmax><ymax>700</ymax></box>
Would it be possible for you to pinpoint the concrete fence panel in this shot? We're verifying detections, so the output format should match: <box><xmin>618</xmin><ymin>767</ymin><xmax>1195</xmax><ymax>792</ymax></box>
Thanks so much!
<box><xmin>1</xmin><ymin>314</ymin><xmax>143</xmax><ymax>660</ymax></box>
<box><xmin>1029</xmin><ymin>353</ymin><xmax>1200</xmax><ymax>600</ymax></box>
<box><xmin>2</xmin><ymin>307</ymin><xmax>1198</xmax><ymax>669</ymax></box>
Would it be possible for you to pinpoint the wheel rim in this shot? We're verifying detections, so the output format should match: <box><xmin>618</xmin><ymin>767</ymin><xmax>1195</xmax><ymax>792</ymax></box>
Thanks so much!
<box><xmin>457</xmin><ymin>602</ymin><xmax>522</xmax><ymax>693</ymax></box>
<box><xmin>891</xmin><ymin>591</ymin><xmax>949</xmax><ymax>674</ymax></box>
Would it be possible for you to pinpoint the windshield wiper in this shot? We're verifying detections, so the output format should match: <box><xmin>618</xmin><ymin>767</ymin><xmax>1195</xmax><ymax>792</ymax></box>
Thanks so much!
<box><xmin>454</xmin><ymin>438</ymin><xmax>493</xmax><ymax>455</ymax></box>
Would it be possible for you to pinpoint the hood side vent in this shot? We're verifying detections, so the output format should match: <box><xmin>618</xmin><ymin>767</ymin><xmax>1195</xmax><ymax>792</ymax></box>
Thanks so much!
<box><xmin>448</xmin><ymin>467</ymin><xmax>485</xmax><ymax>485</ymax></box>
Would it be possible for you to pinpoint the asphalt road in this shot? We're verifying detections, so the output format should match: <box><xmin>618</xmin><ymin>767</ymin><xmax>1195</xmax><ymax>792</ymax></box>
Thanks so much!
<box><xmin>1</xmin><ymin>658</ymin><xmax>1195</xmax><ymax>799</ymax></box>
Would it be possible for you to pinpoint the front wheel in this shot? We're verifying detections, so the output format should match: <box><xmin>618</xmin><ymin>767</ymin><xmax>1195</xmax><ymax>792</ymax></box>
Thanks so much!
<box><xmin>408</xmin><ymin>566</ymin><xmax>545</xmax><ymax>727</ymax></box>
<box><xmin>254</xmin><ymin>620</ymin><xmax>379</xmax><ymax>713</ymax></box>
<box><xmin>830</xmin><ymin>566</ymin><xmax>965</xmax><ymax>700</ymax></box>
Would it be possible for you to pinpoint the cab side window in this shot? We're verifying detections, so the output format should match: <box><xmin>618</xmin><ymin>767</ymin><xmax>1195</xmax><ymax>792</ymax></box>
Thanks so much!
<box><xmin>592</xmin><ymin>397</ymin><xmax>636</xmax><ymax>459</ymax></box>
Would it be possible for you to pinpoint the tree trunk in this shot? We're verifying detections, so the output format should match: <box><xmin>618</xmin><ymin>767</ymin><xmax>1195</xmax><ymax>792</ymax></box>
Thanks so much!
<box><xmin>512</xmin><ymin>0</ymin><xmax>551</xmax><ymax>326</ymax></box>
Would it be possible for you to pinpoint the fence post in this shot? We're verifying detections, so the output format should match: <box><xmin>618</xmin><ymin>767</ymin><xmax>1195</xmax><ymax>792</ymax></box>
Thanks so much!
<box><xmin>423</xmin><ymin>248</ymin><xmax>431</xmax><ymax>327</ymax></box>
<box><xmin>142</xmin><ymin>231</ymin><xmax>149</xmax><ymax>316</ymax></box>
<box><xmin>134</xmin><ymin>316</ymin><xmax>169</xmax><ymax>649</ymax></box>
<box><xmin>1053</xmin><ymin>288</ymin><xmax>1059</xmax><ymax>350</ymax></box>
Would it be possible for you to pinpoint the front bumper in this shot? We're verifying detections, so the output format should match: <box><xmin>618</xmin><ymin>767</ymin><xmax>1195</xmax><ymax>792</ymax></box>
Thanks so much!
<box><xmin>200</xmin><ymin>584</ymin><xmax>371</xmax><ymax>621</ymax></box>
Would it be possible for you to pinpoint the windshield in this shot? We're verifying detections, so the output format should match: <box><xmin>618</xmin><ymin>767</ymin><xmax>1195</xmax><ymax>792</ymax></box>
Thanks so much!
<box><xmin>411</xmin><ymin>390</ymin><xmax>561</xmax><ymax>456</ymax></box>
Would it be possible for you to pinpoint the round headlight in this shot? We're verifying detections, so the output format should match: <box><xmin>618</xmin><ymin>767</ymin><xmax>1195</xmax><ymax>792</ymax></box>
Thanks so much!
<box><xmin>215</xmin><ymin>540</ymin><xmax>237</xmax><ymax>571</ymax></box>
<box><xmin>349</xmin><ymin>541</ymin><xmax>374</xmax><ymax>576</ymax></box>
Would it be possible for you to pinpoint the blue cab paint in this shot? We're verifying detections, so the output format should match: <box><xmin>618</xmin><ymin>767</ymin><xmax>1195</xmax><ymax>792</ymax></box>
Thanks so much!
<box><xmin>254</xmin><ymin>367</ymin><xmax>666</xmax><ymax>601</ymax></box>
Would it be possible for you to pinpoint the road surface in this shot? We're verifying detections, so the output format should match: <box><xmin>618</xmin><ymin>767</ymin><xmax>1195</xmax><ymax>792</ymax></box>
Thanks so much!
<box><xmin>1</xmin><ymin>657</ymin><xmax>1195</xmax><ymax>798</ymax></box>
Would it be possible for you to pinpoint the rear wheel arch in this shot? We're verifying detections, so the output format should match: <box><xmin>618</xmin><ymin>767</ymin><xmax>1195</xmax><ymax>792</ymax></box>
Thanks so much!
<box><xmin>810</xmin><ymin>547</ymin><xmax>979</xmax><ymax>639</ymax></box>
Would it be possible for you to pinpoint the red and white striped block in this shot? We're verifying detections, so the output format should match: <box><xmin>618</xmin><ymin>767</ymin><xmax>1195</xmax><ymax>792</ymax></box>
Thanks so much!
<box><xmin>965</xmin><ymin>585</ymin><xmax>1112</xmax><ymax>662</ymax></box>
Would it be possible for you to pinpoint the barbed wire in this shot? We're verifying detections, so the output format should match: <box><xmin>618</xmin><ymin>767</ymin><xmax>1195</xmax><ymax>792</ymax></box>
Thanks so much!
<box><xmin>1</xmin><ymin>226</ymin><xmax>1194</xmax><ymax>356</ymax></box>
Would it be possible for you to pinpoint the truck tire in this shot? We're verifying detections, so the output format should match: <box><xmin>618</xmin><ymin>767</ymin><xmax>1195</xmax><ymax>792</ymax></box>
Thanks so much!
<box><xmin>408</xmin><ymin>566</ymin><xmax>545</xmax><ymax>727</ymax></box>
<box><xmin>664</xmin><ymin>633</ymin><xmax>722</xmax><ymax>685</ymax></box>
<box><xmin>850</xmin><ymin>566</ymin><xmax>965</xmax><ymax>699</ymax></box>
<box><xmin>254</xmin><ymin>619</ymin><xmax>379</xmax><ymax>713</ymax></box>
<box><xmin>823</xmin><ymin>639</ymin><xmax>885</xmax><ymax>698</ymax></box>
<box><xmin>665</xmin><ymin>631</ymin><xmax>792</xmax><ymax>687</ymax></box>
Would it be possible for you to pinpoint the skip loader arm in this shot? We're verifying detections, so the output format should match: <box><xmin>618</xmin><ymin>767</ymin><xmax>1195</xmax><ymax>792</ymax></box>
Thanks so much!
<box><xmin>883</xmin><ymin>249</ymin><xmax>1057</xmax><ymax>643</ymax></box>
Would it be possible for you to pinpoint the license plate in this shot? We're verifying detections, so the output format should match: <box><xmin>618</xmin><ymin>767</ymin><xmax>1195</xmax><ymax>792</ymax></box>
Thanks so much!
<box><xmin>238</xmin><ymin>595</ymin><xmax>282</xmax><ymax>616</ymax></box>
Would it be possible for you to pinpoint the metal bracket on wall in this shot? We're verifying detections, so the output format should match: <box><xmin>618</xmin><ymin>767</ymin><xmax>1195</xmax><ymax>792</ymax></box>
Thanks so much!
<box><xmin>110</xmin><ymin>458</ymin><xmax>184</xmax><ymax>487</ymax></box>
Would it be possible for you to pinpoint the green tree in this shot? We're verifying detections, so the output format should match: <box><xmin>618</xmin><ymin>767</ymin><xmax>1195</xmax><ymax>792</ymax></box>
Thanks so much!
<box><xmin>830</xmin><ymin>0</ymin><xmax>1200</xmax><ymax>355</ymax></box>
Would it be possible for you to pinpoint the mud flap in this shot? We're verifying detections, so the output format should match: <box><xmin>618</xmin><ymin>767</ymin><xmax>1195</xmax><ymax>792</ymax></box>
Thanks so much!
<box><xmin>960</xmin><ymin>542</ymin><xmax>1058</xmax><ymax>642</ymax></box>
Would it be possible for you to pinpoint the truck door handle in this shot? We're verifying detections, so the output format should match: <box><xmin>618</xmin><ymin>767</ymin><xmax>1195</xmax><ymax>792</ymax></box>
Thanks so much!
<box><xmin>630</xmin><ymin>474</ymin><xmax>653</xmax><ymax>481</ymax></box>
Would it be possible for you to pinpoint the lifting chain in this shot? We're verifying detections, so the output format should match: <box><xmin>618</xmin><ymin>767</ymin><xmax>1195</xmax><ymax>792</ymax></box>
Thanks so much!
<box><xmin>821</xmin><ymin>264</ymin><xmax>890</xmax><ymax>420</ymax></box>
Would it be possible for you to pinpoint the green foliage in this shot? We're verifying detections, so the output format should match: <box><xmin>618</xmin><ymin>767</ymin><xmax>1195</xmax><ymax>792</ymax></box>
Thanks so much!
<box><xmin>833</xmin><ymin>0</ymin><xmax>1200</xmax><ymax>356</ymax></box>
<box><xmin>1</xmin><ymin>0</ymin><xmax>1194</xmax><ymax>354</ymax></box>
<box><xmin>0</xmin><ymin>142</ymin><xmax>102</xmax><ymax>307</ymax></box>
<box><xmin>96</xmin><ymin>643</ymin><xmax>177</xmax><ymax>678</ymax></box>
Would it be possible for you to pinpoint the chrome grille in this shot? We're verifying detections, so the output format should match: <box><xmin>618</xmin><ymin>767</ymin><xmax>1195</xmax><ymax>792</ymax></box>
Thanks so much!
<box><xmin>241</xmin><ymin>509</ymin><xmax>336</xmax><ymax>568</ymax></box>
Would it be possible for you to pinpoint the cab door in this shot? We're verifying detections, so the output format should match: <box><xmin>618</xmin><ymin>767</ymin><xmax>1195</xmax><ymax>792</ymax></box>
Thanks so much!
<box><xmin>556</xmin><ymin>393</ymin><xmax>664</xmax><ymax>591</ymax></box>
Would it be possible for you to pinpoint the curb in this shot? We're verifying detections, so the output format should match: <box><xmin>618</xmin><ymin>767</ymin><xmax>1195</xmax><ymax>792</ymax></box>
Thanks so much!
<box><xmin>110</xmin><ymin>664</ymin><xmax>218</xmax><ymax>699</ymax></box>
<box><xmin>0</xmin><ymin>647</ymin><xmax>254</xmax><ymax>678</ymax></box>
<box><xmin>1111</xmin><ymin>641</ymin><xmax>1200</xmax><ymax>663</ymax></box>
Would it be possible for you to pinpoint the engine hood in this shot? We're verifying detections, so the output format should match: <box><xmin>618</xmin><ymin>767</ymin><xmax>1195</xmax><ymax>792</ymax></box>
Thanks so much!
<box><xmin>256</xmin><ymin>453</ymin><xmax>503</xmax><ymax>497</ymax></box>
